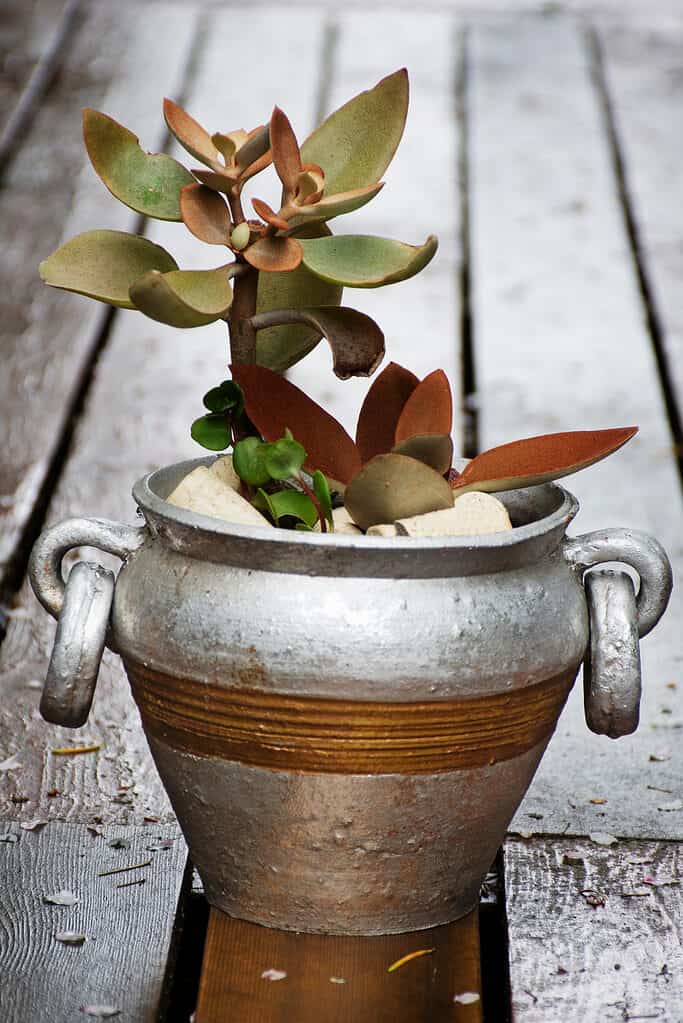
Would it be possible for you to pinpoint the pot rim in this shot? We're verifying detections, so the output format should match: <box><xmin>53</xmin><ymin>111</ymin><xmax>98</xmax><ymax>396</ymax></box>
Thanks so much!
<box><xmin>131</xmin><ymin>457</ymin><xmax>579</xmax><ymax>578</ymax></box>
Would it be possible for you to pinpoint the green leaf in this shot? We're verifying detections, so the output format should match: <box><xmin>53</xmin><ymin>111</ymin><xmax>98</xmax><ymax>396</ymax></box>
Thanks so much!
<box><xmin>344</xmin><ymin>453</ymin><xmax>453</xmax><ymax>531</ymax></box>
<box><xmin>129</xmin><ymin>266</ymin><xmax>233</xmax><ymax>327</ymax></box>
<box><xmin>83</xmin><ymin>109</ymin><xmax>194</xmax><ymax>220</ymax></box>
<box><xmin>203</xmin><ymin>380</ymin><xmax>244</xmax><ymax>414</ymax></box>
<box><xmin>298</xmin><ymin>234</ymin><xmax>438</xmax><ymax>288</ymax></box>
<box><xmin>300</xmin><ymin>69</ymin><xmax>408</xmax><ymax>195</ymax></box>
<box><xmin>287</xmin><ymin>183</ymin><xmax>383</xmax><ymax>228</ymax></box>
<box><xmin>233</xmin><ymin>437</ymin><xmax>272</xmax><ymax>486</ymax></box>
<box><xmin>255</xmin><ymin>223</ymin><xmax>342</xmax><ymax>372</ymax></box>
<box><xmin>39</xmin><ymin>230</ymin><xmax>178</xmax><ymax>308</ymax></box>
<box><xmin>252</xmin><ymin>306</ymin><xmax>384</xmax><ymax>380</ymax></box>
<box><xmin>264</xmin><ymin>437</ymin><xmax>307</xmax><ymax>480</ymax></box>
<box><xmin>313</xmin><ymin>470</ymin><xmax>333</xmax><ymax>527</ymax></box>
<box><xmin>268</xmin><ymin>490</ymin><xmax>319</xmax><ymax>527</ymax></box>
<box><xmin>191</xmin><ymin>414</ymin><xmax>231</xmax><ymax>451</ymax></box>
<box><xmin>392</xmin><ymin>434</ymin><xmax>454</xmax><ymax>475</ymax></box>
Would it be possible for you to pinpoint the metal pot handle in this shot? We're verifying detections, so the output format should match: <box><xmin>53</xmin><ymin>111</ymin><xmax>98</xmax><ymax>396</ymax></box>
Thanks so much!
<box><xmin>28</xmin><ymin>517</ymin><xmax>146</xmax><ymax>619</ymax></box>
<box><xmin>28</xmin><ymin>517</ymin><xmax>146</xmax><ymax>728</ymax></box>
<box><xmin>563</xmin><ymin>528</ymin><xmax>673</xmax><ymax>738</ymax></box>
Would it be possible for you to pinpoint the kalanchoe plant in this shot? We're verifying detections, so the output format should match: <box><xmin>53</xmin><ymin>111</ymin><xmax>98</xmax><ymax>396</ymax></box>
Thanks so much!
<box><xmin>39</xmin><ymin>69</ymin><xmax>637</xmax><ymax>536</ymax></box>
<box><xmin>39</xmin><ymin>69</ymin><xmax>435</xmax><ymax>383</ymax></box>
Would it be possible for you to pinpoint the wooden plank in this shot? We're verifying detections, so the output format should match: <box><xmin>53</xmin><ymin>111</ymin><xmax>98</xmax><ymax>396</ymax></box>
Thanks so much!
<box><xmin>0</xmin><ymin>0</ymin><xmax>82</xmax><ymax>172</ymax></box>
<box><xmin>0</xmin><ymin>821</ymin><xmax>187</xmax><ymax>1022</ymax></box>
<box><xmin>0</xmin><ymin>0</ymin><xmax>198</xmax><ymax>591</ymax></box>
<box><xmin>288</xmin><ymin>11</ymin><xmax>462</xmax><ymax>445</ymax></box>
<box><xmin>468</xmin><ymin>13</ymin><xmax>683</xmax><ymax>842</ymax></box>
<box><xmin>195</xmin><ymin>909</ymin><xmax>482</xmax><ymax>1023</ymax></box>
<box><xmin>505</xmin><ymin>836</ymin><xmax>683</xmax><ymax>1022</ymax></box>
<box><xmin>597</xmin><ymin>20</ymin><xmax>683</xmax><ymax>420</ymax></box>
<box><xmin>0</xmin><ymin>0</ymin><xmax>62</xmax><ymax>131</ymax></box>
<box><xmin>0</xmin><ymin>7</ymin><xmax>325</xmax><ymax>820</ymax></box>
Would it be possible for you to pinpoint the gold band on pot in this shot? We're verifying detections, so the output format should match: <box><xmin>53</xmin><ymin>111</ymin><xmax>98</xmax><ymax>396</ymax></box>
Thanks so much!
<box><xmin>125</xmin><ymin>659</ymin><xmax>576</xmax><ymax>774</ymax></box>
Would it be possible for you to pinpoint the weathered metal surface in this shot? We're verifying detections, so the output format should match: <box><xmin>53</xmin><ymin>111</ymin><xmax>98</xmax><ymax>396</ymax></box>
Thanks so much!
<box><xmin>583</xmin><ymin>569</ymin><xmax>641</xmax><ymax>738</ymax></box>
<box><xmin>29</xmin><ymin>459</ymin><xmax>669</xmax><ymax>933</ymax></box>
<box><xmin>41</xmin><ymin>561</ymin><xmax>115</xmax><ymax>728</ymax></box>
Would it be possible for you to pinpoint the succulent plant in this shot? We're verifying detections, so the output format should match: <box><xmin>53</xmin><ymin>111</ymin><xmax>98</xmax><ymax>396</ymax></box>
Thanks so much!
<box><xmin>39</xmin><ymin>69</ymin><xmax>637</xmax><ymax>535</ymax></box>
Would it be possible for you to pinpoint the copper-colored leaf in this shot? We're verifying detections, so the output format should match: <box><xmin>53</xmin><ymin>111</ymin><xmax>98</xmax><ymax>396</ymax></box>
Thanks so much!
<box><xmin>394</xmin><ymin>369</ymin><xmax>453</xmax><ymax>443</ymax></box>
<box><xmin>454</xmin><ymin>427</ymin><xmax>639</xmax><ymax>494</ymax></box>
<box><xmin>288</xmin><ymin>182</ymin><xmax>384</xmax><ymax>227</ymax></box>
<box><xmin>191</xmin><ymin>167</ymin><xmax>239</xmax><ymax>193</ymax></box>
<box><xmin>355</xmin><ymin>362</ymin><xmax>419</xmax><ymax>464</ymax></box>
<box><xmin>251</xmin><ymin>306</ymin><xmax>385</xmax><ymax>380</ymax></box>
<box><xmin>163</xmin><ymin>98</ymin><xmax>219</xmax><ymax>168</ymax></box>
<box><xmin>243</xmin><ymin>236</ymin><xmax>302</xmax><ymax>272</ymax></box>
<box><xmin>345</xmin><ymin>453</ymin><xmax>453</xmax><ymax>531</ymax></box>
<box><xmin>231</xmin><ymin>364</ymin><xmax>362</xmax><ymax>485</ymax></box>
<box><xmin>181</xmin><ymin>184</ymin><xmax>232</xmax><ymax>244</ymax></box>
<box><xmin>235</xmin><ymin>124</ymin><xmax>270</xmax><ymax>170</ymax></box>
<box><xmin>211</xmin><ymin>130</ymin><xmax>247</xmax><ymax>163</ymax></box>
<box><xmin>252</xmin><ymin>197</ymin><xmax>289</xmax><ymax>231</ymax></box>
<box><xmin>270</xmin><ymin>106</ymin><xmax>302</xmax><ymax>197</ymax></box>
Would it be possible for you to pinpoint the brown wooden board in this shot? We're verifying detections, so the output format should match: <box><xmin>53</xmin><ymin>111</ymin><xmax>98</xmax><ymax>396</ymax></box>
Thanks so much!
<box><xmin>505</xmin><ymin>836</ymin><xmax>683</xmax><ymax>1022</ymax></box>
<box><xmin>195</xmin><ymin>908</ymin><xmax>482</xmax><ymax>1023</ymax></box>
<box><xmin>0</xmin><ymin>821</ymin><xmax>186</xmax><ymax>1022</ymax></box>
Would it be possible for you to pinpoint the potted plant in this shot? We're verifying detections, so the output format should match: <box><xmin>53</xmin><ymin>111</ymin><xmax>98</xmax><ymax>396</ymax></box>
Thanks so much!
<box><xmin>29</xmin><ymin>71</ymin><xmax>672</xmax><ymax>935</ymax></box>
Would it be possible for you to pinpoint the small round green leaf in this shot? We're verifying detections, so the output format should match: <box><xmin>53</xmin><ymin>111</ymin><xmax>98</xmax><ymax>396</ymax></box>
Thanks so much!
<box><xmin>233</xmin><ymin>437</ymin><xmax>272</xmax><ymax>486</ymax></box>
<box><xmin>344</xmin><ymin>453</ymin><xmax>453</xmax><ymax>531</ymax></box>
<box><xmin>39</xmin><ymin>230</ymin><xmax>178</xmax><ymax>308</ymax></box>
<box><xmin>83</xmin><ymin>109</ymin><xmax>195</xmax><ymax>220</ymax></box>
<box><xmin>191</xmin><ymin>414</ymin><xmax>231</xmax><ymax>451</ymax></box>
<box><xmin>129</xmin><ymin>266</ymin><xmax>233</xmax><ymax>327</ymax></box>
<box><xmin>203</xmin><ymin>380</ymin><xmax>244</xmax><ymax>414</ymax></box>
<box><xmin>268</xmin><ymin>490</ymin><xmax>319</xmax><ymax>528</ymax></box>
<box><xmin>298</xmin><ymin>234</ymin><xmax>438</xmax><ymax>289</ymax></box>
<box><xmin>264</xmin><ymin>437</ymin><xmax>307</xmax><ymax>480</ymax></box>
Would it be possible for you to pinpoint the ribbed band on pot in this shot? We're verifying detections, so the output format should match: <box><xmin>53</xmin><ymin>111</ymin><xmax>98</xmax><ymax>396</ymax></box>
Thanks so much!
<box><xmin>125</xmin><ymin>660</ymin><xmax>577</xmax><ymax>774</ymax></box>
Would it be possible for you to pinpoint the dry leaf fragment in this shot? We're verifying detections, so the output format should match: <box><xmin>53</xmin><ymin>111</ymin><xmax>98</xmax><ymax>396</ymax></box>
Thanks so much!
<box><xmin>387</xmin><ymin>948</ymin><xmax>435</xmax><ymax>973</ymax></box>
<box><xmin>81</xmin><ymin>1006</ymin><xmax>120</xmax><ymax>1018</ymax></box>
<box><xmin>589</xmin><ymin>798</ymin><xmax>608</xmax><ymax>805</ymax></box>
<box><xmin>43</xmin><ymin>890</ymin><xmax>79</xmax><ymax>906</ymax></box>
<box><xmin>581</xmin><ymin>888</ymin><xmax>606</xmax><ymax>908</ymax></box>
<box><xmin>649</xmin><ymin>752</ymin><xmax>672</xmax><ymax>762</ymax></box>
<box><xmin>261</xmin><ymin>969</ymin><xmax>287</xmax><ymax>981</ymax></box>
<box><xmin>453</xmin><ymin>992</ymin><xmax>481</xmax><ymax>1004</ymax></box>
<box><xmin>51</xmin><ymin>744</ymin><xmax>101</xmax><ymax>756</ymax></box>
<box><xmin>56</xmin><ymin>931</ymin><xmax>86</xmax><ymax>946</ymax></box>
<box><xmin>329</xmin><ymin>976</ymin><xmax>347</xmax><ymax>985</ymax></box>
<box><xmin>657</xmin><ymin>800</ymin><xmax>683</xmax><ymax>812</ymax></box>
<box><xmin>20</xmin><ymin>820</ymin><xmax>48</xmax><ymax>832</ymax></box>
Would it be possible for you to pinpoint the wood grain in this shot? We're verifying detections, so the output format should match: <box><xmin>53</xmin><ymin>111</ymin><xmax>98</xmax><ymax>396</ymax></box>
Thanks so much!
<box><xmin>598</xmin><ymin>20</ymin><xmax>683</xmax><ymax>416</ymax></box>
<box><xmin>288</xmin><ymin>11</ymin><xmax>462</xmax><ymax>446</ymax></box>
<box><xmin>468</xmin><ymin>13</ymin><xmax>683</xmax><ymax>841</ymax></box>
<box><xmin>506</xmin><ymin>836</ymin><xmax>683</xmax><ymax>1022</ymax></box>
<box><xmin>196</xmin><ymin>908</ymin><xmax>482</xmax><ymax>1023</ymax></box>
<box><xmin>0</xmin><ymin>821</ymin><xmax>186</xmax><ymax>1022</ymax></box>
<box><xmin>0</xmin><ymin>0</ymin><xmax>62</xmax><ymax>133</ymax></box>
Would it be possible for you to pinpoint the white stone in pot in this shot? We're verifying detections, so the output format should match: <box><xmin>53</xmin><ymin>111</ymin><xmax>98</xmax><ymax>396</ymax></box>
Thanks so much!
<box><xmin>366</xmin><ymin>523</ymin><xmax>399</xmax><ymax>537</ymax></box>
<box><xmin>395</xmin><ymin>492</ymin><xmax>512</xmax><ymax>537</ymax></box>
<box><xmin>167</xmin><ymin>466</ymin><xmax>271</xmax><ymax>528</ymax></box>
<box><xmin>209</xmin><ymin>455</ymin><xmax>241</xmax><ymax>491</ymax></box>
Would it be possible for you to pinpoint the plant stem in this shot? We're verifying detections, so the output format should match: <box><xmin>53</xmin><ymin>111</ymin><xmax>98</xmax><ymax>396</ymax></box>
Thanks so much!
<box><xmin>298</xmin><ymin>474</ymin><xmax>327</xmax><ymax>532</ymax></box>
<box><xmin>228</xmin><ymin>266</ymin><xmax>259</xmax><ymax>364</ymax></box>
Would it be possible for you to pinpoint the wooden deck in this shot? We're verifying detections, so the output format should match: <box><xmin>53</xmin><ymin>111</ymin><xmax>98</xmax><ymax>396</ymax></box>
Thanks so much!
<box><xmin>1</xmin><ymin>1</ymin><xmax>681</xmax><ymax>1019</ymax></box>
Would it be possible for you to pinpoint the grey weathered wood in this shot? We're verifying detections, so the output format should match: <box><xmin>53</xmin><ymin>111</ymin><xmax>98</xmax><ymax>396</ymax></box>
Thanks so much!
<box><xmin>0</xmin><ymin>0</ymin><xmax>83</xmax><ymax>171</ymax></box>
<box><xmin>0</xmin><ymin>820</ymin><xmax>186</xmax><ymax>1022</ymax></box>
<box><xmin>0</xmin><ymin>1</ymin><xmax>198</xmax><ymax>590</ymax></box>
<box><xmin>468</xmin><ymin>13</ymin><xmax>683</xmax><ymax>842</ymax></box>
<box><xmin>505</xmin><ymin>836</ymin><xmax>683</xmax><ymax>1022</ymax></box>
<box><xmin>598</xmin><ymin>20</ymin><xmax>683</xmax><ymax>419</ymax></box>
<box><xmin>288</xmin><ymin>11</ymin><xmax>462</xmax><ymax>446</ymax></box>
<box><xmin>0</xmin><ymin>0</ymin><xmax>63</xmax><ymax>132</ymax></box>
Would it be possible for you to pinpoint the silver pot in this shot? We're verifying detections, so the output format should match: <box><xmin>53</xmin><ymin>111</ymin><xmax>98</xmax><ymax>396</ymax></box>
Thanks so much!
<box><xmin>28</xmin><ymin>458</ymin><xmax>672</xmax><ymax>934</ymax></box>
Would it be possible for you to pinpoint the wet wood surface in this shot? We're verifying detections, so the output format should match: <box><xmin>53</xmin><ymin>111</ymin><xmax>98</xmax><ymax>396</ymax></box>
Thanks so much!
<box><xmin>0</xmin><ymin>3</ymin><xmax>681</xmax><ymax>1021</ymax></box>
<box><xmin>196</xmin><ymin>908</ymin><xmax>482</xmax><ymax>1023</ymax></box>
